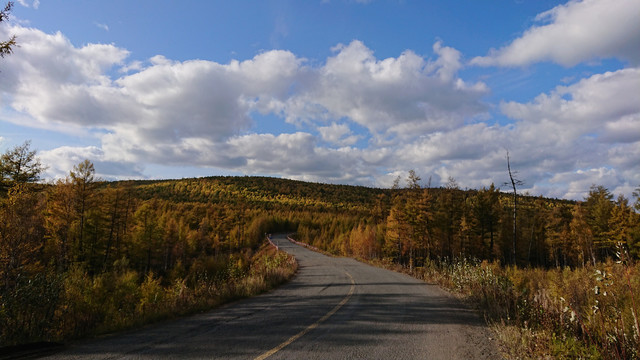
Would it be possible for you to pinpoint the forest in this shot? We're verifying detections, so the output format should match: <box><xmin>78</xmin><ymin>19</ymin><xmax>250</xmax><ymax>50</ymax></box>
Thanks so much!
<box><xmin>1</xmin><ymin>141</ymin><xmax>639</xmax><ymax>358</ymax></box>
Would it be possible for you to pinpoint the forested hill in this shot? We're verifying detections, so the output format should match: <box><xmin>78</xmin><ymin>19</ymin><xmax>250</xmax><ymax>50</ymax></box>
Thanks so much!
<box><xmin>131</xmin><ymin>176</ymin><xmax>390</xmax><ymax>212</ymax></box>
<box><xmin>132</xmin><ymin>174</ymin><xmax>635</xmax><ymax>271</ymax></box>
<box><xmin>125</xmin><ymin>174</ymin><xmax>626</xmax><ymax>270</ymax></box>
<box><xmin>130</xmin><ymin>175</ymin><xmax>576</xmax><ymax>213</ymax></box>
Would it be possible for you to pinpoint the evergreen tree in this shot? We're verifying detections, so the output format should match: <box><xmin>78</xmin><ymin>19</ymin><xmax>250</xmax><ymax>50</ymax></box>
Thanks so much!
<box><xmin>0</xmin><ymin>141</ymin><xmax>46</xmax><ymax>194</ymax></box>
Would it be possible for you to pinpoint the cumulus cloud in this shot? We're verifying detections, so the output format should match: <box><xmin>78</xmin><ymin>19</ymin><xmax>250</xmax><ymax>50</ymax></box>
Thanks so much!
<box><xmin>317</xmin><ymin>123</ymin><xmax>360</xmax><ymax>146</ymax></box>
<box><xmin>39</xmin><ymin>146</ymin><xmax>145</xmax><ymax>180</ymax></box>
<box><xmin>471</xmin><ymin>0</ymin><xmax>640</xmax><ymax>67</ymax></box>
<box><xmin>501</xmin><ymin>68</ymin><xmax>640</xmax><ymax>143</ymax></box>
<box><xmin>282</xmin><ymin>40</ymin><xmax>488</xmax><ymax>140</ymax></box>
<box><xmin>496</xmin><ymin>67</ymin><xmax>640</xmax><ymax>199</ymax></box>
<box><xmin>2</xmin><ymin>22</ymin><xmax>638</xmax><ymax>200</ymax></box>
<box><xmin>1</xmin><ymin>25</ymin><xmax>487</xmax><ymax>181</ymax></box>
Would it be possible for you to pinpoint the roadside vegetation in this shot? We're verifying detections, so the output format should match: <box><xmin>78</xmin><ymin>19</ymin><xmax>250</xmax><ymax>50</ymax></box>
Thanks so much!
<box><xmin>370</xmin><ymin>254</ymin><xmax>639</xmax><ymax>359</ymax></box>
<box><xmin>0</xmin><ymin>142</ymin><xmax>298</xmax><ymax>346</ymax></box>
<box><xmin>2</xmin><ymin>141</ymin><xmax>639</xmax><ymax>358</ymax></box>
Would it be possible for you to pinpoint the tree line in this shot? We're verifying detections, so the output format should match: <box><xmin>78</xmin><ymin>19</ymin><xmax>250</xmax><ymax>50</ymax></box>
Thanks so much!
<box><xmin>295</xmin><ymin>171</ymin><xmax>640</xmax><ymax>270</ymax></box>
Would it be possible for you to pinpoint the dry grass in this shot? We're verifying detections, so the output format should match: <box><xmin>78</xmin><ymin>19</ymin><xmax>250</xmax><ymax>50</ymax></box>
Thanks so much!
<box><xmin>371</xmin><ymin>253</ymin><xmax>639</xmax><ymax>359</ymax></box>
<box><xmin>0</xmin><ymin>244</ymin><xmax>298</xmax><ymax>346</ymax></box>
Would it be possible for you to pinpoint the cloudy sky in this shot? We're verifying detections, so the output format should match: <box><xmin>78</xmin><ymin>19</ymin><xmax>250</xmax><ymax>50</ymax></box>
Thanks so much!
<box><xmin>1</xmin><ymin>0</ymin><xmax>639</xmax><ymax>200</ymax></box>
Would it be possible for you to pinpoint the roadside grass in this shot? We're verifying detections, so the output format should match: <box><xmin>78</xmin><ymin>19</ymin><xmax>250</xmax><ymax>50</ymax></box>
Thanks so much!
<box><xmin>0</xmin><ymin>244</ymin><xmax>297</xmax><ymax>346</ymax></box>
<box><xmin>380</xmin><ymin>256</ymin><xmax>640</xmax><ymax>359</ymax></box>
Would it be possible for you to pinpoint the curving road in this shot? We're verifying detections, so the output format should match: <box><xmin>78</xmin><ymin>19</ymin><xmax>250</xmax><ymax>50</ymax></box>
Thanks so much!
<box><xmin>44</xmin><ymin>235</ymin><xmax>499</xmax><ymax>359</ymax></box>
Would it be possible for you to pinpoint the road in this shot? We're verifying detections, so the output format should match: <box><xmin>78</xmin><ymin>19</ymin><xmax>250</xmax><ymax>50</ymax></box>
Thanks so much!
<box><xmin>44</xmin><ymin>235</ymin><xmax>499</xmax><ymax>359</ymax></box>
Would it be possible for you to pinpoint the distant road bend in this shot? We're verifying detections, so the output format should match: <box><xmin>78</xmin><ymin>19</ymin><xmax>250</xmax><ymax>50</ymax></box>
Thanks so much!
<box><xmin>45</xmin><ymin>235</ymin><xmax>499</xmax><ymax>359</ymax></box>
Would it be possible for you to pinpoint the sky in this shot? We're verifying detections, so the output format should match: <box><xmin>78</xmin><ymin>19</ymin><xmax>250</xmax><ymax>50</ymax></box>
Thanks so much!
<box><xmin>1</xmin><ymin>0</ymin><xmax>639</xmax><ymax>200</ymax></box>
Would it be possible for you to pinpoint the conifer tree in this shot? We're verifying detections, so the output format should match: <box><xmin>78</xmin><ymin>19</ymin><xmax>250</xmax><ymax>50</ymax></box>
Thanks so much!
<box><xmin>0</xmin><ymin>141</ymin><xmax>45</xmax><ymax>194</ymax></box>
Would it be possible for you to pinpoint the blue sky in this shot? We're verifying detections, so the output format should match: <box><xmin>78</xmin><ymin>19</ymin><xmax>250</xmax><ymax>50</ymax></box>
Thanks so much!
<box><xmin>1</xmin><ymin>0</ymin><xmax>639</xmax><ymax>200</ymax></box>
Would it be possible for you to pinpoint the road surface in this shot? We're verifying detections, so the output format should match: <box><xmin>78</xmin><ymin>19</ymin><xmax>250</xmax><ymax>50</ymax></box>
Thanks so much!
<box><xmin>44</xmin><ymin>235</ymin><xmax>499</xmax><ymax>359</ymax></box>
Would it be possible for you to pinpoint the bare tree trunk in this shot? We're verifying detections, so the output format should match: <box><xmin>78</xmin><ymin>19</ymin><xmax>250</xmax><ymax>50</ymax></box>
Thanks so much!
<box><xmin>506</xmin><ymin>151</ymin><xmax>521</xmax><ymax>266</ymax></box>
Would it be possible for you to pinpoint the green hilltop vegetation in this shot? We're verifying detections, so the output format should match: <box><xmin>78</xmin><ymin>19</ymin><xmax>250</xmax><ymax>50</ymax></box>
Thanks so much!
<box><xmin>1</xmin><ymin>141</ymin><xmax>640</xmax><ymax>358</ymax></box>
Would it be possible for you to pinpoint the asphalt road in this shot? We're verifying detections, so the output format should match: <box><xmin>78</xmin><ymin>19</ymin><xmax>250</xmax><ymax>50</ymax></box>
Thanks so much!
<box><xmin>43</xmin><ymin>235</ymin><xmax>499</xmax><ymax>359</ymax></box>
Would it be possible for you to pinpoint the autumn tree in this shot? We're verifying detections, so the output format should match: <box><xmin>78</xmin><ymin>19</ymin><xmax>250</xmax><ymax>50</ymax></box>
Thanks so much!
<box><xmin>99</xmin><ymin>183</ymin><xmax>135</xmax><ymax>272</ymax></box>
<box><xmin>473</xmin><ymin>184</ymin><xmax>502</xmax><ymax>260</ymax></box>
<box><xmin>523</xmin><ymin>197</ymin><xmax>550</xmax><ymax>266</ymax></box>
<box><xmin>0</xmin><ymin>141</ymin><xmax>47</xmax><ymax>288</ymax></box>
<box><xmin>0</xmin><ymin>141</ymin><xmax>46</xmax><ymax>193</ymax></box>
<box><xmin>69</xmin><ymin>160</ymin><xmax>98</xmax><ymax>263</ymax></box>
<box><xmin>433</xmin><ymin>177</ymin><xmax>462</xmax><ymax>258</ymax></box>
<box><xmin>570</xmin><ymin>204</ymin><xmax>596</xmax><ymax>266</ymax></box>
<box><xmin>0</xmin><ymin>184</ymin><xmax>45</xmax><ymax>290</ymax></box>
<box><xmin>132</xmin><ymin>200</ymin><xmax>164</xmax><ymax>275</ymax></box>
<box><xmin>44</xmin><ymin>178</ymin><xmax>76</xmax><ymax>270</ymax></box>
<box><xmin>385</xmin><ymin>171</ymin><xmax>433</xmax><ymax>269</ymax></box>
<box><xmin>584</xmin><ymin>185</ymin><xmax>614</xmax><ymax>258</ymax></box>
<box><xmin>545</xmin><ymin>203</ymin><xmax>573</xmax><ymax>267</ymax></box>
<box><xmin>385</xmin><ymin>196</ymin><xmax>407</xmax><ymax>262</ymax></box>
<box><xmin>607</xmin><ymin>195</ymin><xmax>635</xmax><ymax>253</ymax></box>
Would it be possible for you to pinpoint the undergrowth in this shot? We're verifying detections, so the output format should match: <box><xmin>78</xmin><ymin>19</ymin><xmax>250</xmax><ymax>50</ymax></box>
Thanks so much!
<box><xmin>372</xmin><ymin>246</ymin><xmax>639</xmax><ymax>359</ymax></box>
<box><xmin>0</xmin><ymin>244</ymin><xmax>297</xmax><ymax>346</ymax></box>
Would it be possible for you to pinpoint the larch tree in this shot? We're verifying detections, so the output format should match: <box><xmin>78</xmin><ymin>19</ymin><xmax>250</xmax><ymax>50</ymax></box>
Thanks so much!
<box><xmin>69</xmin><ymin>159</ymin><xmax>98</xmax><ymax>262</ymax></box>
<box><xmin>0</xmin><ymin>141</ymin><xmax>46</xmax><ymax>193</ymax></box>
<box><xmin>607</xmin><ymin>195</ymin><xmax>634</xmax><ymax>253</ymax></box>
<box><xmin>584</xmin><ymin>185</ymin><xmax>614</xmax><ymax>258</ymax></box>
<box><xmin>0</xmin><ymin>140</ymin><xmax>46</xmax><ymax>288</ymax></box>
<box><xmin>0</xmin><ymin>183</ymin><xmax>45</xmax><ymax>290</ymax></box>
<box><xmin>570</xmin><ymin>204</ymin><xmax>596</xmax><ymax>267</ymax></box>
<box><xmin>45</xmin><ymin>178</ymin><xmax>76</xmax><ymax>271</ymax></box>
<box><xmin>473</xmin><ymin>184</ymin><xmax>501</xmax><ymax>261</ymax></box>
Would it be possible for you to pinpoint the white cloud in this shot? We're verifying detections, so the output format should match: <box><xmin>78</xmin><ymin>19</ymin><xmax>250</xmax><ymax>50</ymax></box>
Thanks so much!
<box><xmin>282</xmin><ymin>40</ymin><xmax>488</xmax><ymax>140</ymax></box>
<box><xmin>494</xmin><ymin>67</ymin><xmax>640</xmax><ymax>199</ymax></box>
<box><xmin>317</xmin><ymin>123</ymin><xmax>359</xmax><ymax>146</ymax></box>
<box><xmin>39</xmin><ymin>146</ymin><xmax>144</xmax><ymax>180</ymax></box>
<box><xmin>94</xmin><ymin>22</ymin><xmax>109</xmax><ymax>31</ymax></box>
<box><xmin>225</xmin><ymin>132</ymin><xmax>372</xmax><ymax>183</ymax></box>
<box><xmin>16</xmin><ymin>0</ymin><xmax>39</xmax><ymax>9</ymax></box>
<box><xmin>471</xmin><ymin>0</ymin><xmax>640</xmax><ymax>67</ymax></box>
<box><xmin>501</xmin><ymin>67</ymin><xmax>640</xmax><ymax>143</ymax></box>
<box><xmin>2</xmin><ymin>23</ymin><xmax>639</xmax><ymax>200</ymax></box>
<box><xmin>549</xmin><ymin>168</ymin><xmax>624</xmax><ymax>200</ymax></box>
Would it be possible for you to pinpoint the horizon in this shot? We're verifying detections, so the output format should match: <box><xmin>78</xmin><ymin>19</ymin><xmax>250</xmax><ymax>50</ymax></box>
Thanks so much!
<box><xmin>1</xmin><ymin>0</ymin><xmax>639</xmax><ymax>201</ymax></box>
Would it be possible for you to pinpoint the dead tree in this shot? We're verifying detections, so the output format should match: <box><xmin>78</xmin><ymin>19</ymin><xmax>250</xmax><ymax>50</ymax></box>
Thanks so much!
<box><xmin>505</xmin><ymin>151</ymin><xmax>523</xmax><ymax>265</ymax></box>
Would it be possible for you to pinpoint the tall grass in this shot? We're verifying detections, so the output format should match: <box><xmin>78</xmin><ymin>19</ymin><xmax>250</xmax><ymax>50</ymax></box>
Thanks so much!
<box><xmin>0</xmin><ymin>244</ymin><xmax>297</xmax><ymax>346</ymax></box>
<box><xmin>403</xmin><ymin>254</ymin><xmax>639</xmax><ymax>359</ymax></box>
<box><xmin>360</xmin><ymin>245</ymin><xmax>636</xmax><ymax>359</ymax></box>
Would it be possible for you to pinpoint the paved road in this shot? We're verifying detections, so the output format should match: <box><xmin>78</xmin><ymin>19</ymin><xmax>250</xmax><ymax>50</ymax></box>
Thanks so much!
<box><xmin>44</xmin><ymin>235</ymin><xmax>499</xmax><ymax>359</ymax></box>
